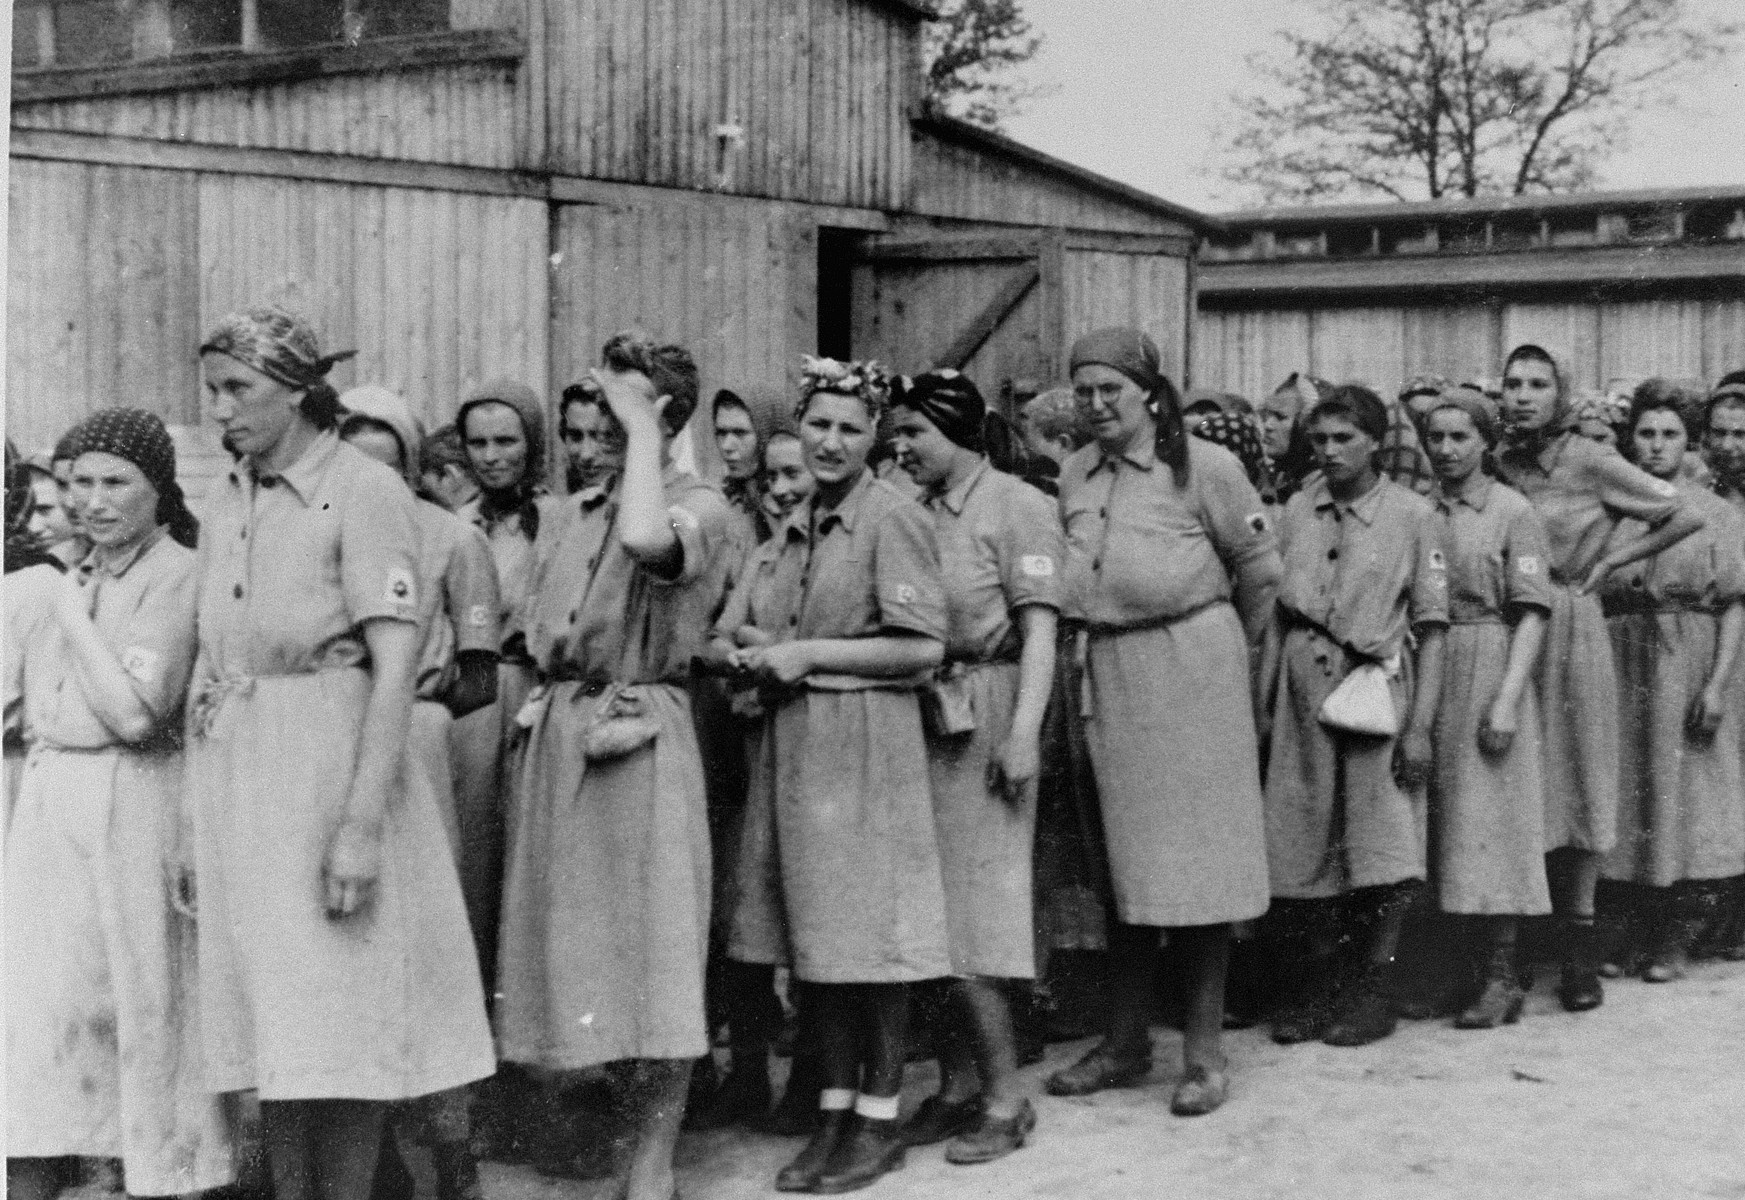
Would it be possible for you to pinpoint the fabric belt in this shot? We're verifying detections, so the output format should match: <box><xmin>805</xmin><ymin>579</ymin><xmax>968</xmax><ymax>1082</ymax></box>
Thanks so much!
<box><xmin>1602</xmin><ymin>598</ymin><xmax>1721</xmax><ymax>618</ymax></box>
<box><xmin>1083</xmin><ymin>597</ymin><xmax>1226</xmax><ymax>639</ymax></box>
<box><xmin>188</xmin><ymin>664</ymin><xmax>364</xmax><ymax>739</ymax></box>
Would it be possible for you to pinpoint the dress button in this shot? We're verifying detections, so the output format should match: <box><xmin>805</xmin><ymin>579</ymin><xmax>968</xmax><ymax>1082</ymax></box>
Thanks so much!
<box><xmin>789</xmin><ymin>616</ymin><xmax>798</xmax><ymax>626</ymax></box>
<box><xmin>239</xmin><ymin>530</ymin><xmax>246</xmax><ymax>540</ymax></box>
<box><xmin>1092</xmin><ymin>559</ymin><xmax>1102</xmax><ymax>571</ymax></box>
<box><xmin>1099</xmin><ymin>508</ymin><xmax>1108</xmax><ymax>518</ymax></box>
<box><xmin>1328</xmin><ymin>548</ymin><xmax>1339</xmax><ymax>561</ymax></box>
<box><xmin>569</xmin><ymin>610</ymin><xmax>579</xmax><ymax>624</ymax></box>
<box><xmin>233</xmin><ymin>583</ymin><xmax>244</xmax><ymax>599</ymax></box>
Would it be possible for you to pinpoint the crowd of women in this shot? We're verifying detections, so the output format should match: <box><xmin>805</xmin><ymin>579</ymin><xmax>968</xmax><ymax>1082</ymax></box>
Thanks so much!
<box><xmin>5</xmin><ymin>302</ymin><xmax>1744</xmax><ymax>1200</ymax></box>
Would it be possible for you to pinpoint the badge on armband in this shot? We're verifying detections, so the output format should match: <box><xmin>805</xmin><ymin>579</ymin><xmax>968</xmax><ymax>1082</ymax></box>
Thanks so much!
<box><xmin>1518</xmin><ymin>556</ymin><xmax>1540</xmax><ymax>576</ymax></box>
<box><xmin>1429</xmin><ymin>549</ymin><xmax>1447</xmax><ymax>571</ymax></box>
<box><xmin>466</xmin><ymin>604</ymin><xmax>492</xmax><ymax>627</ymax></box>
<box><xmin>893</xmin><ymin>583</ymin><xmax>917</xmax><ymax>605</ymax></box>
<box><xmin>1246</xmin><ymin>512</ymin><xmax>1269</xmax><ymax>535</ymax></box>
<box><xmin>383</xmin><ymin>567</ymin><xmax>418</xmax><ymax>612</ymax></box>
<box><xmin>1020</xmin><ymin>555</ymin><xmax>1055</xmax><ymax>578</ymax></box>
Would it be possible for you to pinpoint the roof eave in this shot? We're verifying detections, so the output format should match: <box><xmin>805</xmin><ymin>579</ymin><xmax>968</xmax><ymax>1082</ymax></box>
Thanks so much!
<box><xmin>914</xmin><ymin>113</ymin><xmax>1222</xmax><ymax>234</ymax></box>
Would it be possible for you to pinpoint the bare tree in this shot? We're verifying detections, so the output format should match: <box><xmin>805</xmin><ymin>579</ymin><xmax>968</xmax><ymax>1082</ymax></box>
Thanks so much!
<box><xmin>1225</xmin><ymin>0</ymin><xmax>1741</xmax><ymax>203</ymax></box>
<box><xmin>922</xmin><ymin>0</ymin><xmax>1046</xmax><ymax>131</ymax></box>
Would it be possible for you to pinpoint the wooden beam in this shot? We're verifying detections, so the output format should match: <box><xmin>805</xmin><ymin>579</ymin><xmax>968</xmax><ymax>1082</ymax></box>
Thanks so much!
<box><xmin>862</xmin><ymin>234</ymin><xmax>1041</xmax><ymax>262</ymax></box>
<box><xmin>11</xmin><ymin>27</ymin><xmax>523</xmax><ymax>104</ymax></box>
<box><xmin>6</xmin><ymin>130</ymin><xmax>895</xmax><ymax>231</ymax></box>
<box><xmin>1197</xmin><ymin>241</ymin><xmax>1745</xmax><ymax>303</ymax></box>
<box><xmin>1063</xmin><ymin>232</ymin><xmax>1195</xmax><ymax>257</ymax></box>
<box><xmin>935</xmin><ymin>262</ymin><xmax>1041</xmax><ymax>370</ymax></box>
<box><xmin>1037</xmin><ymin>229</ymin><xmax>1066</xmax><ymax>381</ymax></box>
<box><xmin>9</xmin><ymin>128</ymin><xmax>552</xmax><ymax>199</ymax></box>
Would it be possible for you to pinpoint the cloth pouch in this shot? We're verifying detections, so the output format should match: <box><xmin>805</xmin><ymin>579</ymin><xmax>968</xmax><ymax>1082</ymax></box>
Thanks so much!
<box><xmin>1317</xmin><ymin>654</ymin><xmax>1401</xmax><ymax>737</ymax></box>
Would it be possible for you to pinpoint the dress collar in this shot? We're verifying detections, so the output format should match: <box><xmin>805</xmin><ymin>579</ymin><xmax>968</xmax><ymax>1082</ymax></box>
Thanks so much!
<box><xmin>927</xmin><ymin>458</ymin><xmax>991</xmax><ymax>516</ymax></box>
<box><xmin>1310</xmin><ymin>474</ymin><xmax>1387</xmax><ymax>525</ymax></box>
<box><xmin>231</xmin><ymin>428</ymin><xmax>341</xmax><ymax>504</ymax></box>
<box><xmin>78</xmin><ymin>523</ymin><xmax>167</xmax><ymax>582</ymax></box>
<box><xmin>1435</xmin><ymin>472</ymin><xmax>1493</xmax><ymax>513</ymax></box>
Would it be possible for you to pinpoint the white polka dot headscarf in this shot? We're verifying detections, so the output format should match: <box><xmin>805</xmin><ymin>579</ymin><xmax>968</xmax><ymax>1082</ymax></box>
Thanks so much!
<box><xmin>67</xmin><ymin>408</ymin><xmax>177</xmax><ymax>495</ymax></box>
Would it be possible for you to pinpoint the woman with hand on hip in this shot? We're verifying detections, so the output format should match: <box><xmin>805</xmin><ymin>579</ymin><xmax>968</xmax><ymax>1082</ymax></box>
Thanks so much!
<box><xmin>1492</xmin><ymin>344</ymin><xmax>1704</xmax><ymax>1011</ymax></box>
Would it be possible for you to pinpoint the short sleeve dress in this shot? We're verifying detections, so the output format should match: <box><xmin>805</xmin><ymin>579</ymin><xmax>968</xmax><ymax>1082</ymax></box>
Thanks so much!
<box><xmin>495</xmin><ymin>465</ymin><xmax>731</xmax><ymax>1069</ymax></box>
<box><xmin>723</xmin><ymin>468</ymin><xmax>953</xmax><ymax>983</ymax></box>
<box><xmin>186</xmin><ymin>432</ymin><xmax>495</xmax><ymax>1100</ymax></box>
<box><xmin>1428</xmin><ymin>476</ymin><xmax>1555</xmax><ymax>915</ymax></box>
<box><xmin>7</xmin><ymin>529</ymin><xmax>235</xmax><ymax>1193</ymax></box>
<box><xmin>1059</xmin><ymin>437</ymin><xmax>1282</xmax><ymax>927</ymax></box>
<box><xmin>1494</xmin><ymin>431</ymin><xmax>1688</xmax><ymax>854</ymax></box>
<box><xmin>922</xmin><ymin>461</ymin><xmax>1063</xmax><ymax>979</ymax></box>
<box><xmin>1599</xmin><ymin>482</ymin><xmax>1745</xmax><ymax>887</ymax></box>
<box><xmin>409</xmin><ymin>499</ymin><xmax>502</xmax><ymax>967</ymax></box>
<box><xmin>1265</xmin><ymin>476</ymin><xmax>1450</xmax><ymax>899</ymax></box>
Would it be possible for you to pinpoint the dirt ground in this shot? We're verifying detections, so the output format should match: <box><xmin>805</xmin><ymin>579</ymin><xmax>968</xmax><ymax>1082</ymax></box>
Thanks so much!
<box><xmin>485</xmin><ymin>958</ymin><xmax>1745</xmax><ymax>1200</ymax></box>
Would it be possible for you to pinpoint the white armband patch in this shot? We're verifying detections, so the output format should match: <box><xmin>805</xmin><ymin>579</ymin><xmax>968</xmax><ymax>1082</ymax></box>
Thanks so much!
<box><xmin>1517</xmin><ymin>556</ymin><xmax>1540</xmax><ymax>576</ymax></box>
<box><xmin>893</xmin><ymin>583</ymin><xmax>917</xmax><ymax>605</ymax></box>
<box><xmin>1428</xmin><ymin>549</ymin><xmax>1447</xmax><ymax>571</ymax></box>
<box><xmin>466</xmin><ymin>604</ymin><xmax>493</xmax><ymax>628</ymax></box>
<box><xmin>1020</xmin><ymin>554</ymin><xmax>1055</xmax><ymax>578</ymax></box>
<box><xmin>121</xmin><ymin>646</ymin><xmax>161</xmax><ymax>686</ymax></box>
<box><xmin>383</xmin><ymin>567</ymin><xmax>418</xmax><ymax>609</ymax></box>
<box><xmin>1246</xmin><ymin>512</ymin><xmax>1269</xmax><ymax>535</ymax></box>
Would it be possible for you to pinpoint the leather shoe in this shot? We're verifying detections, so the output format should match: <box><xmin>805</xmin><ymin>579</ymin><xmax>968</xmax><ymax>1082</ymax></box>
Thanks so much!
<box><xmin>775</xmin><ymin>1109</ymin><xmax>848</xmax><ymax>1192</ymax></box>
<box><xmin>814</xmin><ymin>1115</ymin><xmax>906</xmax><ymax>1194</ymax></box>
<box><xmin>945</xmin><ymin>1099</ymin><xmax>1036</xmax><ymax>1165</ymax></box>
<box><xmin>899</xmin><ymin>1093</ymin><xmax>984</xmax><ymax>1147</ymax></box>
<box><xmin>1323</xmin><ymin>971</ymin><xmax>1398</xmax><ymax>1047</ymax></box>
<box><xmin>1043</xmin><ymin>1044</ymin><xmax>1151</xmax><ymax>1096</ymax></box>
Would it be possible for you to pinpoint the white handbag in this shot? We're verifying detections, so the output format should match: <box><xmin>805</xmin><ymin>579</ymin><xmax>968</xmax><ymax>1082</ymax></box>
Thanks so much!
<box><xmin>1317</xmin><ymin>654</ymin><xmax>1401</xmax><ymax>737</ymax></box>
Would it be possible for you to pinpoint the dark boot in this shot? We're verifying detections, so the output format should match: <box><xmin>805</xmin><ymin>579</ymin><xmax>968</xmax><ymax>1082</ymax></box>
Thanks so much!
<box><xmin>814</xmin><ymin>1115</ymin><xmax>906</xmax><ymax>1194</ymax></box>
<box><xmin>1454</xmin><ymin>944</ymin><xmax>1525</xmax><ymax>1029</ymax></box>
<box><xmin>1270</xmin><ymin>952</ymin><xmax>1342</xmax><ymax>1044</ymax></box>
<box><xmin>775</xmin><ymin>1109</ymin><xmax>850</xmax><ymax>1193</ymax></box>
<box><xmin>1557</xmin><ymin>917</ymin><xmax>1604</xmax><ymax>1012</ymax></box>
<box><xmin>759</xmin><ymin>1052</ymin><xmax>824</xmax><ymax>1137</ymax></box>
<box><xmin>1323</xmin><ymin>964</ymin><xmax>1398</xmax><ymax>1047</ymax></box>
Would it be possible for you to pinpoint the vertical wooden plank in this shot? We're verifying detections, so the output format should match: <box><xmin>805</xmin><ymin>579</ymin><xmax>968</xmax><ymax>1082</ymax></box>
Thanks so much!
<box><xmin>1598</xmin><ymin>299</ymin><xmax>1706</xmax><ymax>385</ymax></box>
<box><xmin>1702</xmin><ymin>300</ymin><xmax>1745</xmax><ymax>383</ymax></box>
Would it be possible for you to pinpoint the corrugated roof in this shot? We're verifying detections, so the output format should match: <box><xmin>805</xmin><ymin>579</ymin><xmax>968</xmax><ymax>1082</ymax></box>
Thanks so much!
<box><xmin>913</xmin><ymin>114</ymin><xmax>1221</xmax><ymax>233</ymax></box>
<box><xmin>1218</xmin><ymin>184</ymin><xmax>1745</xmax><ymax>228</ymax></box>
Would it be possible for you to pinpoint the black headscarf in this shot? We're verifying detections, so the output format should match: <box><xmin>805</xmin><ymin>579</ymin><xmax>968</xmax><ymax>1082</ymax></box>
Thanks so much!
<box><xmin>890</xmin><ymin>370</ymin><xmax>987</xmax><ymax>453</ymax></box>
<box><xmin>62</xmin><ymin>408</ymin><xmax>200</xmax><ymax>549</ymax></box>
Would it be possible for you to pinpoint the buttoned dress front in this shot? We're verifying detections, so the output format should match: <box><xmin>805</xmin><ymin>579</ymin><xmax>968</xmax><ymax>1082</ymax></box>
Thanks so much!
<box><xmin>409</xmin><ymin>499</ymin><xmax>502</xmax><ymax>959</ymax></box>
<box><xmin>723</xmin><ymin>469</ymin><xmax>953</xmax><ymax>983</ymax></box>
<box><xmin>187</xmin><ymin>433</ymin><xmax>494</xmax><ymax>1101</ymax></box>
<box><xmin>922</xmin><ymin>462</ymin><xmax>1063</xmax><ymax>979</ymax></box>
<box><xmin>1495</xmin><ymin>431</ymin><xmax>1687</xmax><ymax>853</ymax></box>
<box><xmin>7</xmin><ymin>530</ymin><xmax>234</xmax><ymax>1193</ymax></box>
<box><xmin>1428</xmin><ymin>477</ymin><xmax>1555</xmax><ymax>915</ymax></box>
<box><xmin>1060</xmin><ymin>437</ymin><xmax>1281</xmax><ymax>927</ymax></box>
<box><xmin>1265</xmin><ymin>477</ymin><xmax>1450</xmax><ymax>899</ymax></box>
<box><xmin>1599</xmin><ymin>483</ymin><xmax>1745</xmax><ymax>886</ymax></box>
<box><xmin>495</xmin><ymin>466</ymin><xmax>730</xmax><ymax>1069</ymax></box>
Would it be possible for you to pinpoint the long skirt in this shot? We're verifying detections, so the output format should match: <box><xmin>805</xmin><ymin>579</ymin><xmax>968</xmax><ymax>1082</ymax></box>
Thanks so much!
<box><xmin>1265</xmin><ymin>624</ymin><xmax>1425</xmax><ymax>899</ymax></box>
<box><xmin>927</xmin><ymin>662</ymin><xmax>1036</xmax><ymax>979</ymax></box>
<box><xmin>1540</xmin><ymin>584</ymin><xmax>1620</xmax><ymax>853</ymax></box>
<box><xmin>188</xmin><ymin>668</ymin><xmax>495</xmax><ymax>1100</ymax></box>
<box><xmin>1429</xmin><ymin>622</ymin><xmax>1553</xmax><ymax>915</ymax></box>
<box><xmin>1603</xmin><ymin>610</ymin><xmax>1745</xmax><ymax>886</ymax></box>
<box><xmin>1087</xmin><ymin>604</ymin><xmax>1271</xmax><ymax>926</ymax></box>
<box><xmin>496</xmin><ymin>681</ymin><xmax>711</xmax><ymax>1068</ymax></box>
<box><xmin>7</xmin><ymin>746</ymin><xmax>235</xmax><ymax>1193</ymax></box>
<box><xmin>729</xmin><ymin>687</ymin><xmax>950</xmax><ymax>984</ymax></box>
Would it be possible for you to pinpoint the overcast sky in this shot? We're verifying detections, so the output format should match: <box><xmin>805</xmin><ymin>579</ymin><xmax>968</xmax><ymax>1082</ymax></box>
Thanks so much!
<box><xmin>1003</xmin><ymin>0</ymin><xmax>1745</xmax><ymax>215</ymax></box>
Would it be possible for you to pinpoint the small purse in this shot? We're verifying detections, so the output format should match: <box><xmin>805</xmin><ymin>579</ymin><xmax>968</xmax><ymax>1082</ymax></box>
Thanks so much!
<box><xmin>582</xmin><ymin>684</ymin><xmax>661</xmax><ymax>762</ymax></box>
<box><xmin>1317</xmin><ymin>655</ymin><xmax>1401</xmax><ymax>737</ymax></box>
<box><xmin>920</xmin><ymin>666</ymin><xmax>977</xmax><ymax>738</ymax></box>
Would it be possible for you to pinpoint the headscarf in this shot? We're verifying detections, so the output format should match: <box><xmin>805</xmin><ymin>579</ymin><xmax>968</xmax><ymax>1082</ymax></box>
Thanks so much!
<box><xmin>456</xmin><ymin>377</ymin><xmax>548</xmax><ymax>536</ymax></box>
<box><xmin>456</xmin><ymin>377</ymin><xmax>548</xmax><ymax>489</ymax></box>
<box><xmin>338</xmin><ymin>385</ymin><xmax>425</xmax><ymax>489</ymax></box>
<box><xmin>1423</xmin><ymin>384</ymin><xmax>1500</xmax><ymax>447</ymax></box>
<box><xmin>1069</xmin><ymin>327</ymin><xmax>1189</xmax><ymax>486</ymax></box>
<box><xmin>1569</xmin><ymin>387</ymin><xmax>1631</xmax><ymax>441</ymax></box>
<box><xmin>62</xmin><ymin>407</ymin><xmax>199</xmax><ymax>548</ymax></box>
<box><xmin>798</xmin><ymin>356</ymin><xmax>891</xmax><ymax>422</ymax></box>
<box><xmin>1267</xmin><ymin>372</ymin><xmax>1327</xmax><ymax>501</ymax></box>
<box><xmin>891</xmin><ymin>369</ymin><xmax>986</xmax><ymax>453</ymax></box>
<box><xmin>200</xmin><ymin>306</ymin><xmax>357</xmax><ymax>429</ymax></box>
<box><xmin>1191</xmin><ymin>410</ymin><xmax>1268</xmax><ymax>488</ymax></box>
<box><xmin>1399</xmin><ymin>374</ymin><xmax>1452</xmax><ymax>405</ymax></box>
<box><xmin>1500</xmin><ymin>343</ymin><xmax>1576</xmax><ymax>451</ymax></box>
